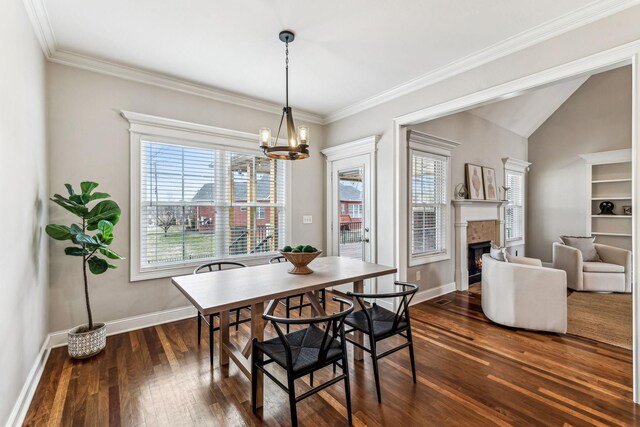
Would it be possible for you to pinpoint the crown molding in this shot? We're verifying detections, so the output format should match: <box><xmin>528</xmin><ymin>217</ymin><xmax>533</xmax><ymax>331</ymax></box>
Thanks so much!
<box><xmin>321</xmin><ymin>135</ymin><xmax>379</xmax><ymax>160</ymax></box>
<box><xmin>49</xmin><ymin>49</ymin><xmax>325</xmax><ymax>124</ymax></box>
<box><xmin>324</xmin><ymin>0</ymin><xmax>640</xmax><ymax>124</ymax></box>
<box><xmin>22</xmin><ymin>0</ymin><xmax>55</xmax><ymax>56</ymax></box>
<box><xmin>23</xmin><ymin>0</ymin><xmax>640</xmax><ymax>126</ymax></box>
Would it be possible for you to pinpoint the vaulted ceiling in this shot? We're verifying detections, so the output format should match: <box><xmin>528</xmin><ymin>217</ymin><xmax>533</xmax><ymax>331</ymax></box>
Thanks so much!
<box><xmin>26</xmin><ymin>0</ymin><xmax>634</xmax><ymax>122</ymax></box>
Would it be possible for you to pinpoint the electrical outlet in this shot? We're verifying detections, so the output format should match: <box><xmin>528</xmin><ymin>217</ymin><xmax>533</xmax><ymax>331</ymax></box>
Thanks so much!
<box><xmin>416</xmin><ymin>271</ymin><xmax>421</xmax><ymax>281</ymax></box>
<box><xmin>303</xmin><ymin>215</ymin><xmax>313</xmax><ymax>224</ymax></box>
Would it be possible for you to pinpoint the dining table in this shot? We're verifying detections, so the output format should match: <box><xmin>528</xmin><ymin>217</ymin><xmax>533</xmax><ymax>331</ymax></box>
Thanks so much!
<box><xmin>171</xmin><ymin>255</ymin><xmax>397</xmax><ymax>409</ymax></box>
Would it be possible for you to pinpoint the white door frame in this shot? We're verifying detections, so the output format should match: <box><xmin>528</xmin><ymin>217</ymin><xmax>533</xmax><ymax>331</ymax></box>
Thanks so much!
<box><xmin>392</xmin><ymin>41</ymin><xmax>640</xmax><ymax>402</ymax></box>
<box><xmin>322</xmin><ymin>135</ymin><xmax>379</xmax><ymax>264</ymax></box>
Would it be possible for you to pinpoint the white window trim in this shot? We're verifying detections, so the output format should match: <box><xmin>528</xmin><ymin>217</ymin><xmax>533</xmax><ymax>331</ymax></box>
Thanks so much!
<box><xmin>122</xmin><ymin>111</ymin><xmax>292</xmax><ymax>281</ymax></box>
<box><xmin>407</xmin><ymin>130</ymin><xmax>460</xmax><ymax>266</ymax></box>
<box><xmin>502</xmin><ymin>157</ymin><xmax>531</xmax><ymax>248</ymax></box>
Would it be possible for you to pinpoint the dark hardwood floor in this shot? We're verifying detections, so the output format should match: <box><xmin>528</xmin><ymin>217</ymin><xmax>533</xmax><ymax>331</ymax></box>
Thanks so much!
<box><xmin>24</xmin><ymin>288</ymin><xmax>640</xmax><ymax>426</ymax></box>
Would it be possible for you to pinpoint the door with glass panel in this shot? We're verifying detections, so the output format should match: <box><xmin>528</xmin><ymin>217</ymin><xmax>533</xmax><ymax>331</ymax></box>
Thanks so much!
<box><xmin>329</xmin><ymin>154</ymin><xmax>373</xmax><ymax>293</ymax></box>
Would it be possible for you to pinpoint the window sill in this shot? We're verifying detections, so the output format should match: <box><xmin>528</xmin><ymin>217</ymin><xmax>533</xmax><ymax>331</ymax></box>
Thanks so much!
<box><xmin>131</xmin><ymin>253</ymin><xmax>279</xmax><ymax>282</ymax></box>
<box><xmin>505</xmin><ymin>239</ymin><xmax>524</xmax><ymax>248</ymax></box>
<box><xmin>408</xmin><ymin>252</ymin><xmax>450</xmax><ymax>267</ymax></box>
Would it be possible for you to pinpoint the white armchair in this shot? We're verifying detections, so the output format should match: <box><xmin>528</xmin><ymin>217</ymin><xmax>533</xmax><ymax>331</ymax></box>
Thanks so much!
<box><xmin>481</xmin><ymin>254</ymin><xmax>567</xmax><ymax>333</ymax></box>
<box><xmin>552</xmin><ymin>242</ymin><xmax>631</xmax><ymax>293</ymax></box>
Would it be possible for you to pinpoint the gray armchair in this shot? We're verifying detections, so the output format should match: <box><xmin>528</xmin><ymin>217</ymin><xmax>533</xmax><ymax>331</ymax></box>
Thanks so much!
<box><xmin>552</xmin><ymin>242</ymin><xmax>631</xmax><ymax>293</ymax></box>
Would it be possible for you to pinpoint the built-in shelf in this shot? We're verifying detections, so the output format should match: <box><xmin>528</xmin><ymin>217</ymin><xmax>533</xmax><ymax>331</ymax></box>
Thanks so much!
<box><xmin>581</xmin><ymin>149</ymin><xmax>632</xmax><ymax>249</ymax></box>
<box><xmin>592</xmin><ymin>178</ymin><xmax>632</xmax><ymax>183</ymax></box>
<box><xmin>591</xmin><ymin>232</ymin><xmax>632</xmax><ymax>237</ymax></box>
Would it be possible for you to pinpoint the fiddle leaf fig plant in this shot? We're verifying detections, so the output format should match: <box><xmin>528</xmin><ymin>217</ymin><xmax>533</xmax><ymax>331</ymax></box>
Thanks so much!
<box><xmin>46</xmin><ymin>182</ymin><xmax>124</xmax><ymax>331</ymax></box>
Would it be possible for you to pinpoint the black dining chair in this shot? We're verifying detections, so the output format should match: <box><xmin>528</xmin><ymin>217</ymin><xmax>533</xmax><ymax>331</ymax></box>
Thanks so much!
<box><xmin>193</xmin><ymin>261</ymin><xmax>250</xmax><ymax>365</ymax></box>
<box><xmin>342</xmin><ymin>281</ymin><xmax>418</xmax><ymax>403</ymax></box>
<box><xmin>252</xmin><ymin>297</ymin><xmax>355</xmax><ymax>427</ymax></box>
<box><xmin>269</xmin><ymin>255</ymin><xmax>326</xmax><ymax>332</ymax></box>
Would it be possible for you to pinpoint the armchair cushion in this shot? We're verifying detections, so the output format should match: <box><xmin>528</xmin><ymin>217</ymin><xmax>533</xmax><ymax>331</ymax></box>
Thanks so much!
<box><xmin>560</xmin><ymin>236</ymin><xmax>601</xmax><ymax>262</ymax></box>
<box><xmin>583</xmin><ymin>262</ymin><xmax>625</xmax><ymax>273</ymax></box>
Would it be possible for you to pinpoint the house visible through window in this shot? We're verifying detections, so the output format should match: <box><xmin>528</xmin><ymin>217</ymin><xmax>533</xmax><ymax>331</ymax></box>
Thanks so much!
<box><xmin>140</xmin><ymin>140</ymin><xmax>286</xmax><ymax>269</ymax></box>
<box><xmin>410</xmin><ymin>150</ymin><xmax>448</xmax><ymax>259</ymax></box>
<box><xmin>348</xmin><ymin>203</ymin><xmax>363</xmax><ymax>218</ymax></box>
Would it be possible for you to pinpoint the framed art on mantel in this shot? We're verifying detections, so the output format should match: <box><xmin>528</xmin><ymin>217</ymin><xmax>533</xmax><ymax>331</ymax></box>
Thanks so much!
<box><xmin>482</xmin><ymin>167</ymin><xmax>498</xmax><ymax>200</ymax></box>
<box><xmin>465</xmin><ymin>163</ymin><xmax>485</xmax><ymax>200</ymax></box>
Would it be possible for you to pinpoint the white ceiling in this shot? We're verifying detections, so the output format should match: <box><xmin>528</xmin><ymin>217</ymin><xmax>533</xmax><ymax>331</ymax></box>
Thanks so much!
<box><xmin>36</xmin><ymin>1</ymin><xmax>620</xmax><ymax>119</ymax></box>
<box><xmin>467</xmin><ymin>76</ymin><xmax>588</xmax><ymax>138</ymax></box>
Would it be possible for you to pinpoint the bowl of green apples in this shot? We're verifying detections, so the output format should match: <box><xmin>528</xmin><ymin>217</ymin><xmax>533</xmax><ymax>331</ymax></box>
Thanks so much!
<box><xmin>280</xmin><ymin>244</ymin><xmax>322</xmax><ymax>274</ymax></box>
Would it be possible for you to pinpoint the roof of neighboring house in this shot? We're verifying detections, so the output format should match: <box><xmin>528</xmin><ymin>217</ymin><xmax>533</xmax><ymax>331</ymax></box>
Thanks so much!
<box><xmin>339</xmin><ymin>182</ymin><xmax>362</xmax><ymax>202</ymax></box>
<box><xmin>192</xmin><ymin>176</ymin><xmax>271</xmax><ymax>202</ymax></box>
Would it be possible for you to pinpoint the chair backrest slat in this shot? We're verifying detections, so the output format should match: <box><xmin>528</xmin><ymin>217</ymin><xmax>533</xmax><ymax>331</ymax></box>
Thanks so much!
<box><xmin>193</xmin><ymin>261</ymin><xmax>247</xmax><ymax>275</ymax></box>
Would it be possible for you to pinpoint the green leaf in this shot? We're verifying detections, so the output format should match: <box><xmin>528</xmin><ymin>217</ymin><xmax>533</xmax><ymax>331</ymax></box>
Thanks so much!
<box><xmin>45</xmin><ymin>224</ymin><xmax>72</xmax><ymax>241</ymax></box>
<box><xmin>69</xmin><ymin>194</ymin><xmax>84</xmax><ymax>205</ymax></box>
<box><xmin>64</xmin><ymin>184</ymin><xmax>75</xmax><ymax>196</ymax></box>
<box><xmin>69</xmin><ymin>223</ymin><xmax>82</xmax><ymax>235</ymax></box>
<box><xmin>98</xmin><ymin>220</ymin><xmax>114</xmax><ymax>238</ymax></box>
<box><xmin>80</xmin><ymin>181</ymin><xmax>99</xmax><ymax>195</ymax></box>
<box><xmin>86</xmin><ymin>200</ymin><xmax>121</xmax><ymax>230</ymax></box>
<box><xmin>89</xmin><ymin>192</ymin><xmax>111</xmax><ymax>201</ymax></box>
<box><xmin>64</xmin><ymin>247</ymin><xmax>89</xmax><ymax>256</ymax></box>
<box><xmin>87</xmin><ymin>256</ymin><xmax>109</xmax><ymax>274</ymax></box>
<box><xmin>73</xmin><ymin>232</ymin><xmax>97</xmax><ymax>246</ymax></box>
<box><xmin>51</xmin><ymin>196</ymin><xmax>88</xmax><ymax>217</ymax></box>
<box><xmin>99</xmin><ymin>247</ymin><xmax>124</xmax><ymax>260</ymax></box>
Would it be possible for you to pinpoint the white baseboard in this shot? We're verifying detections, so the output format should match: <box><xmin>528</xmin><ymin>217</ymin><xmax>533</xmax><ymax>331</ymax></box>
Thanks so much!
<box><xmin>411</xmin><ymin>282</ymin><xmax>457</xmax><ymax>306</ymax></box>
<box><xmin>5</xmin><ymin>336</ymin><xmax>51</xmax><ymax>427</ymax></box>
<box><xmin>48</xmin><ymin>305</ymin><xmax>197</xmax><ymax>348</ymax></box>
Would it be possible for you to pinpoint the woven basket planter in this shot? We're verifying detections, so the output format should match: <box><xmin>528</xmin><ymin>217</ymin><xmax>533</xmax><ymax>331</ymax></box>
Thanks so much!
<box><xmin>280</xmin><ymin>251</ymin><xmax>322</xmax><ymax>274</ymax></box>
<box><xmin>68</xmin><ymin>322</ymin><xmax>107</xmax><ymax>359</ymax></box>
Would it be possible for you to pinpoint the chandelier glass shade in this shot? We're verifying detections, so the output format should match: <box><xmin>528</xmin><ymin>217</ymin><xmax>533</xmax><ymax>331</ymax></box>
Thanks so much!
<box><xmin>259</xmin><ymin>30</ymin><xmax>310</xmax><ymax>160</ymax></box>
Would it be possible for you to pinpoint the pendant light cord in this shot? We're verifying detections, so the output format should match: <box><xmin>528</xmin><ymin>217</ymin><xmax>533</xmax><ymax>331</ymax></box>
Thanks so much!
<box><xmin>285</xmin><ymin>39</ymin><xmax>289</xmax><ymax>108</ymax></box>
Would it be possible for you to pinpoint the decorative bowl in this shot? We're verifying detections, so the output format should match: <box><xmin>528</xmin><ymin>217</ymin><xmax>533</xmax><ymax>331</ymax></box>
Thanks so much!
<box><xmin>280</xmin><ymin>250</ymin><xmax>322</xmax><ymax>274</ymax></box>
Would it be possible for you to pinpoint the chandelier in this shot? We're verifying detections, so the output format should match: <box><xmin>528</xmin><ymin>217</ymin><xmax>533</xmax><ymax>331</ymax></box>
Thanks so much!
<box><xmin>259</xmin><ymin>30</ymin><xmax>310</xmax><ymax>160</ymax></box>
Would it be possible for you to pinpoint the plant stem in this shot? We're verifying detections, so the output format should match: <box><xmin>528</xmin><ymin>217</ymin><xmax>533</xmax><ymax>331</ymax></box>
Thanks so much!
<box><xmin>82</xmin><ymin>218</ymin><xmax>93</xmax><ymax>330</ymax></box>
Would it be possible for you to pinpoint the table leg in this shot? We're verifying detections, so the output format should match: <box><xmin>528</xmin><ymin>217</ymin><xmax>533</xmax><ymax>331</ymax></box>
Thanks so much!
<box><xmin>353</xmin><ymin>280</ymin><xmax>364</xmax><ymax>361</ymax></box>
<box><xmin>251</xmin><ymin>301</ymin><xmax>265</xmax><ymax>409</ymax></box>
<box><xmin>306</xmin><ymin>291</ymin><xmax>327</xmax><ymax>317</ymax></box>
<box><xmin>219</xmin><ymin>310</ymin><xmax>230</xmax><ymax>368</ymax></box>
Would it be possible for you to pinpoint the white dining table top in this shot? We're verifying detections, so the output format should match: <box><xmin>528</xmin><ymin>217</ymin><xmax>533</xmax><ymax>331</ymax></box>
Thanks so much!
<box><xmin>171</xmin><ymin>256</ymin><xmax>397</xmax><ymax>314</ymax></box>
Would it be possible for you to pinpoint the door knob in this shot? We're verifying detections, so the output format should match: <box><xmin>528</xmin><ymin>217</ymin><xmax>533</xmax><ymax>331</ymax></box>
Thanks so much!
<box><xmin>362</xmin><ymin>237</ymin><xmax>370</xmax><ymax>243</ymax></box>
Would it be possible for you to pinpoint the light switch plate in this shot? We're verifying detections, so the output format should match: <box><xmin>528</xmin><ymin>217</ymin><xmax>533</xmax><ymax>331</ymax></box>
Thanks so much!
<box><xmin>416</xmin><ymin>271</ymin><xmax>421</xmax><ymax>281</ymax></box>
<box><xmin>303</xmin><ymin>215</ymin><xmax>313</xmax><ymax>224</ymax></box>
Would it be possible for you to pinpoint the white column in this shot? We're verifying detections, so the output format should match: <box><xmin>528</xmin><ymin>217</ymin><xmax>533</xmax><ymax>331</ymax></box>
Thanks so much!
<box><xmin>455</xmin><ymin>221</ymin><xmax>469</xmax><ymax>291</ymax></box>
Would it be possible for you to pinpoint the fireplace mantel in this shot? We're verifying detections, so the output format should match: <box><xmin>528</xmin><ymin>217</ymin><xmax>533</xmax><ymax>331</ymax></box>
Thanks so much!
<box><xmin>453</xmin><ymin>199</ymin><xmax>507</xmax><ymax>290</ymax></box>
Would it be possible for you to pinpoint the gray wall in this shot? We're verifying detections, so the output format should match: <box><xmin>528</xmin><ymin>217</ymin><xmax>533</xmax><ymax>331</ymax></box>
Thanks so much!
<box><xmin>47</xmin><ymin>63</ymin><xmax>325</xmax><ymax>332</ymax></box>
<box><xmin>0</xmin><ymin>0</ymin><xmax>48</xmax><ymax>424</ymax></box>
<box><xmin>527</xmin><ymin>66</ymin><xmax>632</xmax><ymax>262</ymax></box>
<box><xmin>324</xmin><ymin>6</ymin><xmax>640</xmax><ymax>295</ymax></box>
<box><xmin>408</xmin><ymin>112</ymin><xmax>528</xmax><ymax>288</ymax></box>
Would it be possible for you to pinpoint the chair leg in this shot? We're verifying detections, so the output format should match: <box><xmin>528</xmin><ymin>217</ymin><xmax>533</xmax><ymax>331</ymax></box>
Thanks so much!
<box><xmin>285</xmin><ymin>297</ymin><xmax>291</xmax><ymax>333</ymax></box>
<box><xmin>370</xmin><ymin>336</ymin><xmax>382</xmax><ymax>403</ymax></box>
<box><xmin>287</xmin><ymin>372</ymin><xmax>298</xmax><ymax>427</ymax></box>
<box><xmin>310</xmin><ymin>371</ymin><xmax>314</xmax><ymax>387</ymax></box>
<box><xmin>197</xmin><ymin>314</ymin><xmax>202</xmax><ymax>344</ymax></box>
<box><xmin>407</xmin><ymin>329</ymin><xmax>417</xmax><ymax>384</ymax></box>
<box><xmin>298</xmin><ymin>295</ymin><xmax>303</xmax><ymax>316</ymax></box>
<box><xmin>251</xmin><ymin>344</ymin><xmax>258</xmax><ymax>413</ymax></box>
<box><xmin>235</xmin><ymin>309</ymin><xmax>240</xmax><ymax>331</ymax></box>
<box><xmin>321</xmin><ymin>289</ymin><xmax>326</xmax><ymax>310</ymax></box>
<box><xmin>209</xmin><ymin>314</ymin><xmax>214</xmax><ymax>366</ymax></box>
<box><xmin>342</xmin><ymin>353</ymin><xmax>352</xmax><ymax>425</ymax></box>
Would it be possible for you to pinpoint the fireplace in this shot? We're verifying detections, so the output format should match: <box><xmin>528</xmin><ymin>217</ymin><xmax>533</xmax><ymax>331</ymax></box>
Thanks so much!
<box><xmin>468</xmin><ymin>241</ymin><xmax>491</xmax><ymax>284</ymax></box>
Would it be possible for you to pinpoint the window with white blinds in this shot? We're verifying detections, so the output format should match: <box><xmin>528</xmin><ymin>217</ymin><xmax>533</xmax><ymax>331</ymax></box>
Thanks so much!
<box><xmin>140</xmin><ymin>140</ymin><xmax>287</xmax><ymax>270</ymax></box>
<box><xmin>410</xmin><ymin>150</ymin><xmax>448</xmax><ymax>258</ymax></box>
<box><xmin>505</xmin><ymin>171</ymin><xmax>524</xmax><ymax>241</ymax></box>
